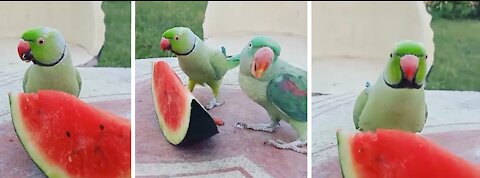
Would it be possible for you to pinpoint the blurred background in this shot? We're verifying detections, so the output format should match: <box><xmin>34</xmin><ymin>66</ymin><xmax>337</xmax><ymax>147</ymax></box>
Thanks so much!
<box><xmin>312</xmin><ymin>1</ymin><xmax>480</xmax><ymax>93</ymax></box>
<box><xmin>425</xmin><ymin>1</ymin><xmax>480</xmax><ymax>91</ymax></box>
<box><xmin>99</xmin><ymin>1</ymin><xmax>131</xmax><ymax>67</ymax></box>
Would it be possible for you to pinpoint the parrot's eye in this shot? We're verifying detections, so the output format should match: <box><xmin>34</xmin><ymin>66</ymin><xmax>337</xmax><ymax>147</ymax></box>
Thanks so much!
<box><xmin>174</xmin><ymin>35</ymin><xmax>179</xmax><ymax>40</ymax></box>
<box><xmin>249</xmin><ymin>43</ymin><xmax>252</xmax><ymax>48</ymax></box>
<box><xmin>390</xmin><ymin>53</ymin><xmax>392</xmax><ymax>58</ymax></box>
<box><xmin>38</xmin><ymin>38</ymin><xmax>45</xmax><ymax>45</ymax></box>
<box><xmin>425</xmin><ymin>55</ymin><xmax>428</xmax><ymax>59</ymax></box>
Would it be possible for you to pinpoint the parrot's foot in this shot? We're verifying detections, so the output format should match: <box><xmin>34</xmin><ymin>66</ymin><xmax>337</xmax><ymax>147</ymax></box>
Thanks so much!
<box><xmin>264</xmin><ymin>139</ymin><xmax>307</xmax><ymax>154</ymax></box>
<box><xmin>234</xmin><ymin>122</ymin><xmax>279</xmax><ymax>133</ymax></box>
<box><xmin>205</xmin><ymin>98</ymin><xmax>225</xmax><ymax>110</ymax></box>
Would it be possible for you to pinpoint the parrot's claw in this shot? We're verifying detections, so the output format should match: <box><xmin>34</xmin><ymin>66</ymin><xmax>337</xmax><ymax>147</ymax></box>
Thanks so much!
<box><xmin>205</xmin><ymin>98</ymin><xmax>225</xmax><ymax>110</ymax></box>
<box><xmin>274</xmin><ymin>139</ymin><xmax>287</xmax><ymax>144</ymax></box>
<box><xmin>234</xmin><ymin>122</ymin><xmax>247</xmax><ymax>129</ymax></box>
<box><xmin>234</xmin><ymin>122</ymin><xmax>277</xmax><ymax>132</ymax></box>
<box><xmin>264</xmin><ymin>139</ymin><xmax>307</xmax><ymax>154</ymax></box>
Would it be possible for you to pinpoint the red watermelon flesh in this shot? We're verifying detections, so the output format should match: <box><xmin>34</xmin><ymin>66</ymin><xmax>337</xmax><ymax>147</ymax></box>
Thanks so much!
<box><xmin>152</xmin><ymin>61</ymin><xmax>218</xmax><ymax>146</ymax></box>
<box><xmin>10</xmin><ymin>90</ymin><xmax>131</xmax><ymax>178</ymax></box>
<box><xmin>152</xmin><ymin>61</ymin><xmax>187</xmax><ymax>132</ymax></box>
<box><xmin>337</xmin><ymin>129</ymin><xmax>480</xmax><ymax>178</ymax></box>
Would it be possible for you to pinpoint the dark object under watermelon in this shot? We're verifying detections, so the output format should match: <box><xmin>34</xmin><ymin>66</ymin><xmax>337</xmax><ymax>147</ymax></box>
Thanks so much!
<box><xmin>337</xmin><ymin>129</ymin><xmax>480</xmax><ymax>178</ymax></box>
<box><xmin>9</xmin><ymin>90</ymin><xmax>131</xmax><ymax>178</ymax></box>
<box><xmin>151</xmin><ymin>61</ymin><xmax>218</xmax><ymax>146</ymax></box>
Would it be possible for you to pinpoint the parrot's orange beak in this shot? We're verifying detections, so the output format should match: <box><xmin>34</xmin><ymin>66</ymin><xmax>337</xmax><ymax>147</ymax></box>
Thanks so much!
<box><xmin>160</xmin><ymin>37</ymin><xmax>171</xmax><ymax>51</ymax></box>
<box><xmin>400</xmin><ymin>55</ymin><xmax>419</xmax><ymax>82</ymax></box>
<box><xmin>251</xmin><ymin>47</ymin><xmax>274</xmax><ymax>79</ymax></box>
<box><xmin>18</xmin><ymin>40</ymin><xmax>33</xmax><ymax>63</ymax></box>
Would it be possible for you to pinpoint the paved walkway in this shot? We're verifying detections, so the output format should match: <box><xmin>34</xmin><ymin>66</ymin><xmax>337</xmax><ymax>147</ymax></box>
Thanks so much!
<box><xmin>135</xmin><ymin>58</ymin><xmax>307</xmax><ymax>178</ymax></box>
<box><xmin>0</xmin><ymin>58</ymin><xmax>130</xmax><ymax>177</ymax></box>
<box><xmin>312</xmin><ymin>91</ymin><xmax>480</xmax><ymax>177</ymax></box>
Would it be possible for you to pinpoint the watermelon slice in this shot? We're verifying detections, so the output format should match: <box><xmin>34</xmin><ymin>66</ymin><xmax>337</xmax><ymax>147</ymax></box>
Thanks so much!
<box><xmin>9</xmin><ymin>90</ymin><xmax>131</xmax><ymax>178</ymax></box>
<box><xmin>337</xmin><ymin>129</ymin><xmax>480</xmax><ymax>178</ymax></box>
<box><xmin>152</xmin><ymin>61</ymin><xmax>218</xmax><ymax>145</ymax></box>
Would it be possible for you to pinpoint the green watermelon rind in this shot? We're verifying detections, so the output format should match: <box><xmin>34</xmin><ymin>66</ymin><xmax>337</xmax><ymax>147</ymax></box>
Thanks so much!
<box><xmin>151</xmin><ymin>81</ymin><xmax>192</xmax><ymax>145</ymax></box>
<box><xmin>337</xmin><ymin>129</ymin><xmax>359</xmax><ymax>178</ymax></box>
<box><xmin>9</xmin><ymin>92</ymin><xmax>70</xmax><ymax>178</ymax></box>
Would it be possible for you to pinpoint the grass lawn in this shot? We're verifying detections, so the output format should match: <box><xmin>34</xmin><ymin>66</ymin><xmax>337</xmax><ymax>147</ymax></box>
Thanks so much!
<box><xmin>135</xmin><ymin>1</ymin><xmax>207</xmax><ymax>59</ymax></box>
<box><xmin>99</xmin><ymin>1</ymin><xmax>131</xmax><ymax>67</ymax></box>
<box><xmin>426</xmin><ymin>18</ymin><xmax>480</xmax><ymax>91</ymax></box>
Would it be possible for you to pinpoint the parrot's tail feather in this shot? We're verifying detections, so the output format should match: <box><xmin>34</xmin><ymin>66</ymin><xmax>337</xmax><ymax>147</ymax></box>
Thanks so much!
<box><xmin>226</xmin><ymin>54</ymin><xmax>241</xmax><ymax>70</ymax></box>
<box><xmin>365</xmin><ymin>81</ymin><xmax>371</xmax><ymax>88</ymax></box>
<box><xmin>221</xmin><ymin>46</ymin><xmax>227</xmax><ymax>56</ymax></box>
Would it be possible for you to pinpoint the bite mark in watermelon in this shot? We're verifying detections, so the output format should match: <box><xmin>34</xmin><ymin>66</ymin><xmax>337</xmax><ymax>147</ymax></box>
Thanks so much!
<box><xmin>9</xmin><ymin>90</ymin><xmax>131</xmax><ymax>178</ymax></box>
<box><xmin>152</xmin><ymin>61</ymin><xmax>218</xmax><ymax>146</ymax></box>
<box><xmin>337</xmin><ymin>129</ymin><xmax>480</xmax><ymax>178</ymax></box>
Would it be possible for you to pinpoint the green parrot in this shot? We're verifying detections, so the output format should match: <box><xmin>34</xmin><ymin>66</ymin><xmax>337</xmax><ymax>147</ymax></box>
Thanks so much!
<box><xmin>160</xmin><ymin>27</ymin><xmax>240</xmax><ymax>110</ymax></box>
<box><xmin>17</xmin><ymin>27</ymin><xmax>82</xmax><ymax>97</ymax></box>
<box><xmin>233</xmin><ymin>36</ymin><xmax>307</xmax><ymax>154</ymax></box>
<box><xmin>353</xmin><ymin>41</ymin><xmax>428</xmax><ymax>132</ymax></box>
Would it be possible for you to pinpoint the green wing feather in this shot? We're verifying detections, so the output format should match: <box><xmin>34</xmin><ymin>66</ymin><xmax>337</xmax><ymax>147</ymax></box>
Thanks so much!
<box><xmin>353</xmin><ymin>85</ymin><xmax>370</xmax><ymax>129</ymax></box>
<box><xmin>425</xmin><ymin>103</ymin><xmax>428</xmax><ymax>119</ymax></box>
<box><xmin>420</xmin><ymin>103</ymin><xmax>428</xmax><ymax>132</ymax></box>
<box><xmin>210</xmin><ymin>51</ymin><xmax>240</xmax><ymax>80</ymax></box>
<box><xmin>221</xmin><ymin>46</ymin><xmax>226</xmax><ymax>56</ymax></box>
<box><xmin>23</xmin><ymin>67</ymin><xmax>31</xmax><ymax>92</ymax></box>
<box><xmin>209</xmin><ymin>52</ymin><xmax>229</xmax><ymax>80</ymax></box>
<box><xmin>267</xmin><ymin>73</ymin><xmax>307</xmax><ymax>122</ymax></box>
<box><xmin>75</xmin><ymin>69</ymin><xmax>82</xmax><ymax>97</ymax></box>
<box><xmin>226</xmin><ymin>54</ymin><xmax>240</xmax><ymax>69</ymax></box>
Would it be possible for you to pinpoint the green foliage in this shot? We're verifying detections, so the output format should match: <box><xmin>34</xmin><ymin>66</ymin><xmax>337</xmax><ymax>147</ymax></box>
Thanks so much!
<box><xmin>426</xmin><ymin>19</ymin><xmax>480</xmax><ymax>91</ymax></box>
<box><xmin>99</xmin><ymin>1</ymin><xmax>131</xmax><ymax>67</ymax></box>
<box><xmin>425</xmin><ymin>1</ymin><xmax>480</xmax><ymax>20</ymax></box>
<box><xmin>135</xmin><ymin>1</ymin><xmax>208</xmax><ymax>59</ymax></box>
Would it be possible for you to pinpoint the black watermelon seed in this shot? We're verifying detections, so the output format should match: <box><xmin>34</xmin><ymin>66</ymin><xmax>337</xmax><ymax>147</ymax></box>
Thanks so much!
<box><xmin>66</xmin><ymin>131</ymin><xmax>71</xmax><ymax>138</ymax></box>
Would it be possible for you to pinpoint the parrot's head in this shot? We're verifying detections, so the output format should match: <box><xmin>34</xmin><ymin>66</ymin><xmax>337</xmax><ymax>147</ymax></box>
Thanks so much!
<box><xmin>240</xmin><ymin>36</ymin><xmax>281</xmax><ymax>79</ymax></box>
<box><xmin>17</xmin><ymin>27</ymin><xmax>66</xmax><ymax>66</ymax></box>
<box><xmin>384</xmin><ymin>41</ymin><xmax>427</xmax><ymax>89</ymax></box>
<box><xmin>160</xmin><ymin>27</ymin><xmax>196</xmax><ymax>56</ymax></box>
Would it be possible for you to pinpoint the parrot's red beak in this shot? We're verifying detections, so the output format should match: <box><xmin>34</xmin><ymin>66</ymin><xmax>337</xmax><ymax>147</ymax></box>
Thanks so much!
<box><xmin>251</xmin><ymin>47</ymin><xmax>274</xmax><ymax>79</ymax></box>
<box><xmin>18</xmin><ymin>40</ymin><xmax>33</xmax><ymax>63</ymax></box>
<box><xmin>160</xmin><ymin>37</ymin><xmax>171</xmax><ymax>51</ymax></box>
<box><xmin>400</xmin><ymin>55</ymin><xmax>419</xmax><ymax>82</ymax></box>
